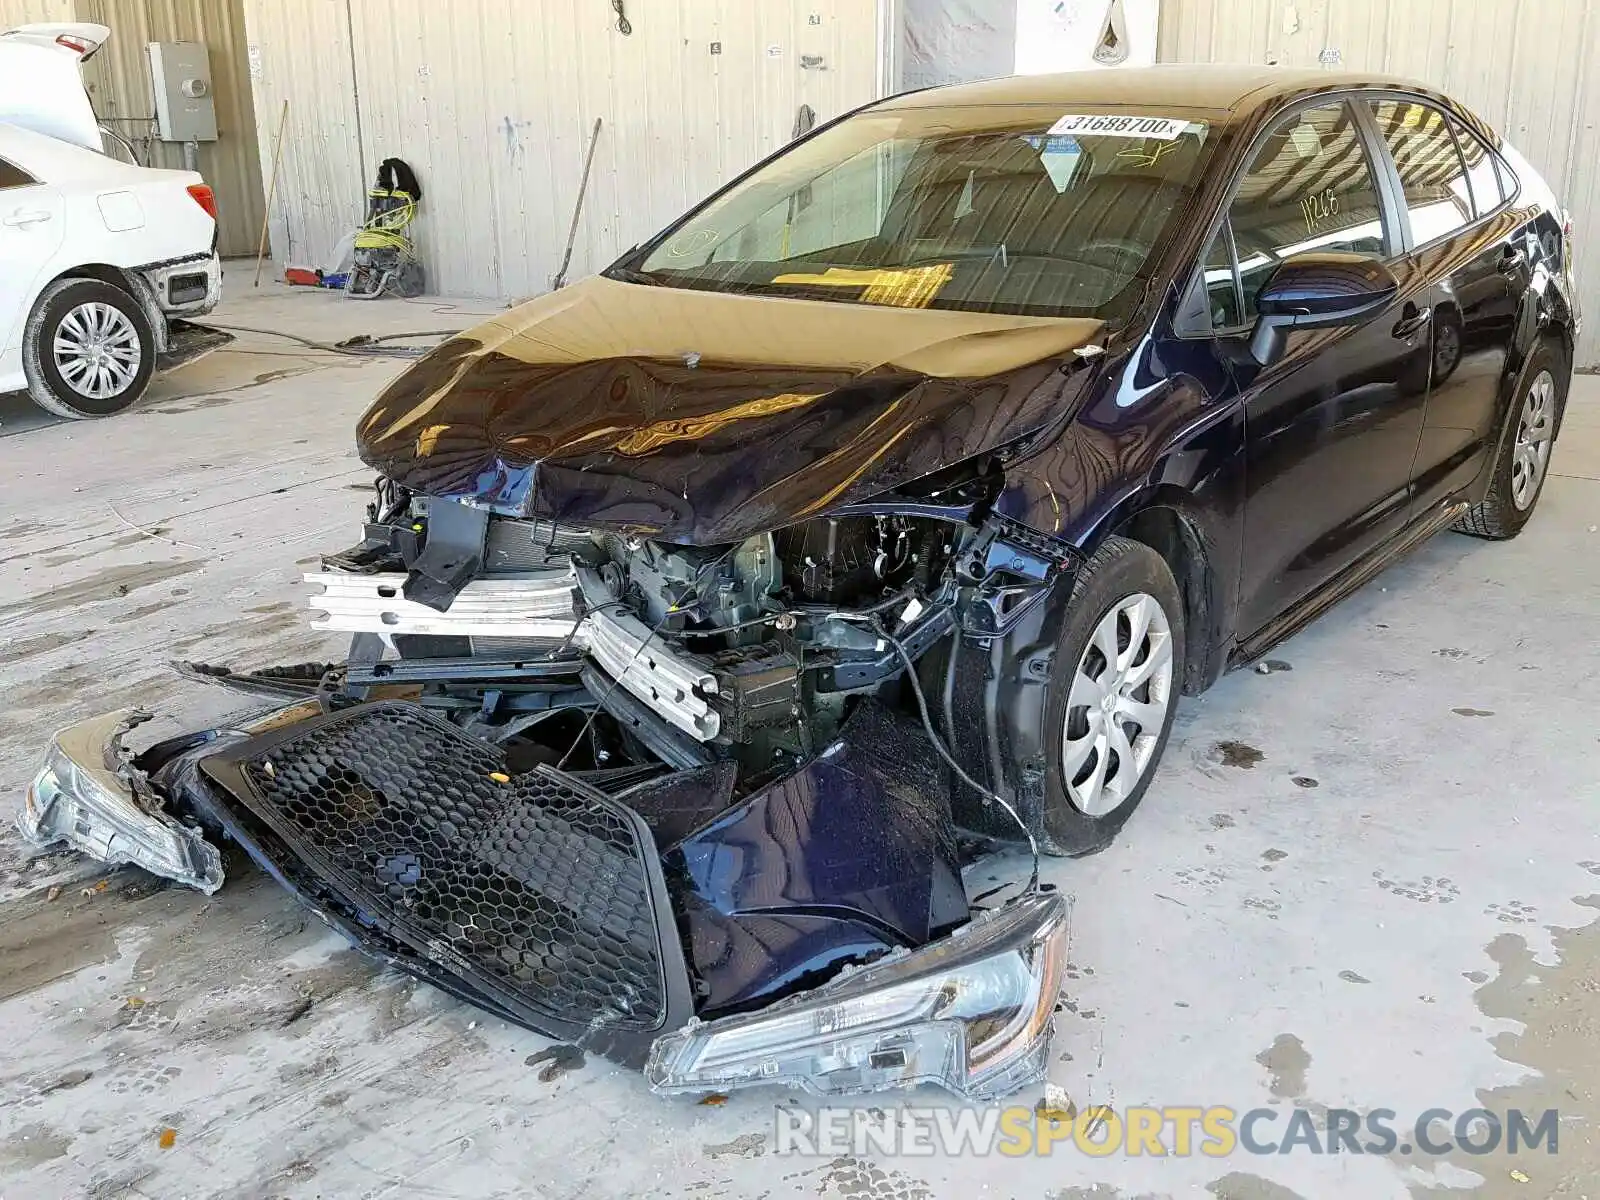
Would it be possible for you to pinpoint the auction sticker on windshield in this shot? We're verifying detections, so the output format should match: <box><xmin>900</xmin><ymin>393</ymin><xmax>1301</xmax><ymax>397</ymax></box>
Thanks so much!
<box><xmin>1048</xmin><ymin>114</ymin><xmax>1190</xmax><ymax>139</ymax></box>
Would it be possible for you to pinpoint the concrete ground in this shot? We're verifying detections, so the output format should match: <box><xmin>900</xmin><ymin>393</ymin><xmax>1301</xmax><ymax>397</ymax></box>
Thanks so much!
<box><xmin>1</xmin><ymin>274</ymin><xmax>1597</xmax><ymax>1200</ymax></box>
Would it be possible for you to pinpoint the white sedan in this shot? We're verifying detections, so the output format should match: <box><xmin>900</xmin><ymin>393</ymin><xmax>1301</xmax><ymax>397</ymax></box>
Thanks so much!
<box><xmin>0</xmin><ymin>23</ymin><xmax>226</xmax><ymax>418</ymax></box>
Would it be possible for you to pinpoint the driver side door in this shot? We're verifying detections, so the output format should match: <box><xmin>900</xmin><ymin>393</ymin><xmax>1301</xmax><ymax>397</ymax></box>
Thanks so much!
<box><xmin>1212</xmin><ymin>99</ymin><xmax>1434</xmax><ymax>642</ymax></box>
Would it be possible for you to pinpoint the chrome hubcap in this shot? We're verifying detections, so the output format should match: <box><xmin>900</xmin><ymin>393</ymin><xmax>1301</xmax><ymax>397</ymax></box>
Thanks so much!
<box><xmin>1511</xmin><ymin>370</ymin><xmax>1556</xmax><ymax>510</ymax></box>
<box><xmin>1062</xmin><ymin>592</ymin><xmax>1174</xmax><ymax>817</ymax></box>
<box><xmin>53</xmin><ymin>302</ymin><xmax>141</xmax><ymax>400</ymax></box>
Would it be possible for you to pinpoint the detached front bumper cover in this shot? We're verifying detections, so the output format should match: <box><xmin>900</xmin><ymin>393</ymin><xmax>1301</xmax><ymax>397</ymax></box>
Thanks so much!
<box><xmin>21</xmin><ymin>709</ymin><xmax>224</xmax><ymax>894</ymax></box>
<box><xmin>21</xmin><ymin>701</ymin><xmax>1067</xmax><ymax>1100</ymax></box>
<box><xmin>647</xmin><ymin>890</ymin><xmax>1069</xmax><ymax>1100</ymax></box>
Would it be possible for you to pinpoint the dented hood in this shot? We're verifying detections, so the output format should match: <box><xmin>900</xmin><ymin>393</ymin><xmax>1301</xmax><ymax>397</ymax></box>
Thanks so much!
<box><xmin>357</xmin><ymin>275</ymin><xmax>1103</xmax><ymax>544</ymax></box>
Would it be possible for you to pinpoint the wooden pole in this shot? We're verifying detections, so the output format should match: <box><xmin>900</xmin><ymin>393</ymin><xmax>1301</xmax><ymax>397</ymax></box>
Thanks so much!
<box><xmin>552</xmin><ymin>117</ymin><xmax>603</xmax><ymax>291</ymax></box>
<box><xmin>254</xmin><ymin>100</ymin><xmax>290</xmax><ymax>287</ymax></box>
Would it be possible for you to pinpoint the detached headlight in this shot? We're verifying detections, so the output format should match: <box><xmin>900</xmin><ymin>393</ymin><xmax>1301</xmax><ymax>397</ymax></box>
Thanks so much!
<box><xmin>21</xmin><ymin>710</ymin><xmax>223</xmax><ymax>894</ymax></box>
<box><xmin>647</xmin><ymin>891</ymin><xmax>1068</xmax><ymax>1100</ymax></box>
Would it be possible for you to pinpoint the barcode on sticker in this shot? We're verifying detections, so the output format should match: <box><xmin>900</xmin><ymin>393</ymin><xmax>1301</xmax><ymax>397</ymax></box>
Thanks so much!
<box><xmin>1047</xmin><ymin>114</ymin><xmax>1190</xmax><ymax>140</ymax></box>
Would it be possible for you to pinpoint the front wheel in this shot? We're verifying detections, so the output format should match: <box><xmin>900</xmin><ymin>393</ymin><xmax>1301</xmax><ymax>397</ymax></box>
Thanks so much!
<box><xmin>23</xmin><ymin>278</ymin><xmax>156</xmax><ymax>419</ymax></box>
<box><xmin>1041</xmin><ymin>536</ymin><xmax>1185</xmax><ymax>856</ymax></box>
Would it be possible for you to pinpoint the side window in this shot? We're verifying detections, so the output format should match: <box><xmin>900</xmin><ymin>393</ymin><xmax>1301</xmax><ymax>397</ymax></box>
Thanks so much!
<box><xmin>1225</xmin><ymin>101</ymin><xmax>1387</xmax><ymax>322</ymax></box>
<box><xmin>1200</xmin><ymin>220</ymin><xmax>1244</xmax><ymax>329</ymax></box>
<box><xmin>1450</xmin><ymin>120</ymin><xmax>1505</xmax><ymax>216</ymax></box>
<box><xmin>1369</xmin><ymin>99</ymin><xmax>1474</xmax><ymax>245</ymax></box>
<box><xmin>0</xmin><ymin>156</ymin><xmax>36</xmax><ymax>189</ymax></box>
<box><xmin>1495</xmin><ymin>153</ymin><xmax>1519</xmax><ymax>202</ymax></box>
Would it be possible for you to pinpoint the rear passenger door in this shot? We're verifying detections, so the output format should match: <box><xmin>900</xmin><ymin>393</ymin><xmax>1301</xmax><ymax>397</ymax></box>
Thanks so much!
<box><xmin>0</xmin><ymin>146</ymin><xmax>65</xmax><ymax>363</ymax></box>
<box><xmin>1209</xmin><ymin>100</ymin><xmax>1434</xmax><ymax>641</ymax></box>
<box><xmin>1364</xmin><ymin>97</ymin><xmax>1526</xmax><ymax>512</ymax></box>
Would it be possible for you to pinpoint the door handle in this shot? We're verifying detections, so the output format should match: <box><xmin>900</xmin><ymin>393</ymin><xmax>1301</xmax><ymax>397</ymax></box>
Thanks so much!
<box><xmin>1391</xmin><ymin>303</ymin><xmax>1432</xmax><ymax>340</ymax></box>
<box><xmin>2</xmin><ymin>209</ymin><xmax>52</xmax><ymax>228</ymax></box>
<box><xmin>1498</xmin><ymin>246</ymin><xmax>1528</xmax><ymax>275</ymax></box>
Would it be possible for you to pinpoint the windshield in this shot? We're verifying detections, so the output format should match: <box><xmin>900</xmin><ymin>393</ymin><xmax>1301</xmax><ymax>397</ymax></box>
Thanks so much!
<box><xmin>619</xmin><ymin>105</ymin><xmax>1211</xmax><ymax>320</ymax></box>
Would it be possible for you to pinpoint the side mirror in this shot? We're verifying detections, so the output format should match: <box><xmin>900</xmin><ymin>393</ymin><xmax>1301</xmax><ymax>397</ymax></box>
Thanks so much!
<box><xmin>1248</xmin><ymin>252</ymin><xmax>1400</xmax><ymax>366</ymax></box>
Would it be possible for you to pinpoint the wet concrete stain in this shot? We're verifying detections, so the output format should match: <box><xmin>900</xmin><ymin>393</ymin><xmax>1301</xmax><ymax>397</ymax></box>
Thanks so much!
<box><xmin>1290</xmin><ymin>775</ymin><xmax>1319</xmax><ymax>789</ymax></box>
<box><xmin>1412</xmin><ymin>898</ymin><xmax>1600</xmax><ymax>1197</ymax></box>
<box><xmin>147</xmin><ymin>366</ymin><xmax>324</xmax><ymax>414</ymax></box>
<box><xmin>0</xmin><ymin>630</ymin><xmax>93</xmax><ymax>665</ymax></box>
<box><xmin>525</xmin><ymin>1043</ymin><xmax>585</xmax><ymax>1082</ymax></box>
<box><xmin>0</xmin><ymin>1123</ymin><xmax>73</xmax><ymax>1169</ymax></box>
<box><xmin>1452</xmin><ymin>707</ymin><xmax>1494</xmax><ymax>717</ymax></box>
<box><xmin>703</xmin><ymin>1132</ymin><xmax>766</xmax><ymax>1159</ymax></box>
<box><xmin>244</xmin><ymin>600</ymin><xmax>294</xmax><ymax>614</ymax></box>
<box><xmin>1262</xmin><ymin>848</ymin><xmax>1288</xmax><ymax>862</ymax></box>
<box><xmin>166</xmin><ymin>608</ymin><xmax>304</xmax><ymax>652</ymax></box>
<box><xmin>0</xmin><ymin>560</ymin><xmax>206</xmax><ymax>620</ymax></box>
<box><xmin>0</xmin><ymin>518</ymin><xmax>53</xmax><ymax>539</ymax></box>
<box><xmin>1207</xmin><ymin>1174</ymin><xmax>1308</xmax><ymax>1200</ymax></box>
<box><xmin>809</xmin><ymin>1156</ymin><xmax>933</xmax><ymax>1200</ymax></box>
<box><xmin>1256</xmin><ymin>1033</ymin><xmax>1310</xmax><ymax>1099</ymax></box>
<box><xmin>34</xmin><ymin>531</ymin><xmax>155</xmax><ymax>569</ymax></box>
<box><xmin>1216</xmin><ymin>740</ymin><xmax>1265</xmax><ymax>768</ymax></box>
<box><xmin>110</xmin><ymin>599</ymin><xmax>179</xmax><ymax>624</ymax></box>
<box><xmin>0</xmin><ymin>882</ymin><xmax>122</xmax><ymax>1003</ymax></box>
<box><xmin>1</xmin><ymin>659</ymin><xmax>181</xmax><ymax>722</ymax></box>
<box><xmin>1210</xmin><ymin>812</ymin><xmax>1237</xmax><ymax>829</ymax></box>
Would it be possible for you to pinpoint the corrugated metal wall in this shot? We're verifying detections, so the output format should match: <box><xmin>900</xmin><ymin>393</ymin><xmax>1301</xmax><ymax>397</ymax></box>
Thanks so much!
<box><xmin>0</xmin><ymin>0</ymin><xmax>74</xmax><ymax>23</ymax></box>
<box><xmin>76</xmin><ymin>0</ymin><xmax>266</xmax><ymax>256</ymax></box>
<box><xmin>241</xmin><ymin>0</ymin><xmax>881</xmax><ymax>298</ymax></box>
<box><xmin>1158</xmin><ymin>0</ymin><xmax>1600</xmax><ymax>365</ymax></box>
<box><xmin>1</xmin><ymin>0</ymin><xmax>268</xmax><ymax>256</ymax></box>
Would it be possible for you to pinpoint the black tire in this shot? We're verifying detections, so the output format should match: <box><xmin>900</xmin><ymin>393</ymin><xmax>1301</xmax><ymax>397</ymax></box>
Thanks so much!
<box><xmin>23</xmin><ymin>277</ymin><xmax>156</xmax><ymax>419</ymax></box>
<box><xmin>1040</xmin><ymin>535</ymin><xmax>1185</xmax><ymax>856</ymax></box>
<box><xmin>1454</xmin><ymin>341</ymin><xmax>1568</xmax><ymax>540</ymax></box>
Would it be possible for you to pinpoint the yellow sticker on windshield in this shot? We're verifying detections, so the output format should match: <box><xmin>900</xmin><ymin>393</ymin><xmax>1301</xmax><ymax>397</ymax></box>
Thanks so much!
<box><xmin>1048</xmin><ymin>114</ymin><xmax>1189</xmax><ymax>139</ymax></box>
<box><xmin>769</xmin><ymin>265</ymin><xmax>954</xmax><ymax>309</ymax></box>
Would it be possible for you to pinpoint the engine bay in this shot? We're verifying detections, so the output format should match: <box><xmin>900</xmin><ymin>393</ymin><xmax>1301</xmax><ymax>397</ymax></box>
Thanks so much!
<box><xmin>296</xmin><ymin>472</ymin><xmax>1073</xmax><ymax>814</ymax></box>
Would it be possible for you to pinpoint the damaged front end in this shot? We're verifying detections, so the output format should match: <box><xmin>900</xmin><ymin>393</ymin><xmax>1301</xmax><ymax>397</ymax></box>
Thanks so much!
<box><xmin>22</xmin><ymin>278</ymin><xmax>1106</xmax><ymax>1097</ymax></box>
<box><xmin>22</xmin><ymin>486</ymin><xmax>1077</xmax><ymax>1098</ymax></box>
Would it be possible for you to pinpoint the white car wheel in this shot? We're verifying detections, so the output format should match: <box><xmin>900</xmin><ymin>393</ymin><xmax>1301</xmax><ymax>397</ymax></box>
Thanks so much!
<box><xmin>23</xmin><ymin>278</ymin><xmax>156</xmax><ymax>419</ymax></box>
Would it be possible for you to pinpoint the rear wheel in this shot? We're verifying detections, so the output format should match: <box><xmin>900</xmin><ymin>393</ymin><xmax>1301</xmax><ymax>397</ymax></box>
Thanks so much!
<box><xmin>1455</xmin><ymin>343</ymin><xmax>1566</xmax><ymax>540</ymax></box>
<box><xmin>23</xmin><ymin>278</ymin><xmax>156</xmax><ymax>419</ymax></box>
<box><xmin>1041</xmin><ymin>536</ymin><xmax>1185</xmax><ymax>856</ymax></box>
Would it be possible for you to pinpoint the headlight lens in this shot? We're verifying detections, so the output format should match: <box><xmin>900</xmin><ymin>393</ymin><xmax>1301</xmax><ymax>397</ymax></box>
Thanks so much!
<box><xmin>646</xmin><ymin>891</ymin><xmax>1068</xmax><ymax>1099</ymax></box>
<box><xmin>20</xmin><ymin>710</ymin><xmax>223</xmax><ymax>893</ymax></box>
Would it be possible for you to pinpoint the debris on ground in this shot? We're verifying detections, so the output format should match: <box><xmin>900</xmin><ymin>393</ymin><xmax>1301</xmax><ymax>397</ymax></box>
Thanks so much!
<box><xmin>524</xmin><ymin>1043</ymin><xmax>584</xmax><ymax>1082</ymax></box>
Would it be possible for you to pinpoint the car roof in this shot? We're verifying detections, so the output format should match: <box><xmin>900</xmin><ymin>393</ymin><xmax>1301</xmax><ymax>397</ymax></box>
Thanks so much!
<box><xmin>877</xmin><ymin>64</ymin><xmax>1433</xmax><ymax>124</ymax></box>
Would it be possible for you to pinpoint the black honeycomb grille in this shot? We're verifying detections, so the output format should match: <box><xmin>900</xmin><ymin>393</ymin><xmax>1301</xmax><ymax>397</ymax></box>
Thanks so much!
<box><xmin>214</xmin><ymin>704</ymin><xmax>669</xmax><ymax>1031</ymax></box>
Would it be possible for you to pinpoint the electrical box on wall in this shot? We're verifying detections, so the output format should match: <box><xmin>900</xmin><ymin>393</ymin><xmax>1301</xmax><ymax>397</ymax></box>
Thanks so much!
<box><xmin>147</xmin><ymin>41</ymin><xmax>217</xmax><ymax>142</ymax></box>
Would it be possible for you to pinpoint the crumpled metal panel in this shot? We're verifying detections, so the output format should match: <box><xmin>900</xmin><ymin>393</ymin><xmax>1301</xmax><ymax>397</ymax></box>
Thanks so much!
<box><xmin>196</xmin><ymin>702</ymin><xmax>693</xmax><ymax>1062</ymax></box>
<box><xmin>665</xmin><ymin>701</ymin><xmax>970</xmax><ymax>1014</ymax></box>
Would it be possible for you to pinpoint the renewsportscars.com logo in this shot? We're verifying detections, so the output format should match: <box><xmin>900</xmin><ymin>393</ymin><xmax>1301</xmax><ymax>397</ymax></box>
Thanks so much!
<box><xmin>774</xmin><ymin>1105</ymin><xmax>1560</xmax><ymax>1159</ymax></box>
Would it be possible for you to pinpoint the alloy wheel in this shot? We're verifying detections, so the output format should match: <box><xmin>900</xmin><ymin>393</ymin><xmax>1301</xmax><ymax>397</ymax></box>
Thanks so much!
<box><xmin>53</xmin><ymin>302</ymin><xmax>142</xmax><ymax>400</ymax></box>
<box><xmin>1062</xmin><ymin>592</ymin><xmax>1174</xmax><ymax>817</ymax></box>
<box><xmin>1511</xmin><ymin>369</ymin><xmax>1556</xmax><ymax>510</ymax></box>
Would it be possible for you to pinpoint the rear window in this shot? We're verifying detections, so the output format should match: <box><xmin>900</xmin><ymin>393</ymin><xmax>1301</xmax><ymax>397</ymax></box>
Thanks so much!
<box><xmin>621</xmin><ymin>106</ymin><xmax>1213</xmax><ymax>320</ymax></box>
<box><xmin>1368</xmin><ymin>99</ymin><xmax>1474</xmax><ymax>246</ymax></box>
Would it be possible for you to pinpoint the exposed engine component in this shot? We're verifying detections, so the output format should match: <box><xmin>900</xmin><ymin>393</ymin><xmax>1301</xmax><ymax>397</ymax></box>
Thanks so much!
<box><xmin>623</xmin><ymin>533</ymin><xmax>778</xmax><ymax>631</ymax></box>
<box><xmin>774</xmin><ymin>515</ymin><xmax>932</xmax><ymax>605</ymax></box>
<box><xmin>310</xmin><ymin>499</ymin><xmax>1051</xmax><ymax>793</ymax></box>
